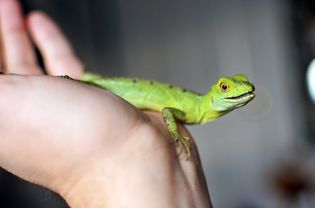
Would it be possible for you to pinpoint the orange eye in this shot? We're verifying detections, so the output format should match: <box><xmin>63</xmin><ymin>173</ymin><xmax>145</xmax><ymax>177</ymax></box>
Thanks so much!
<box><xmin>220</xmin><ymin>83</ymin><xmax>229</xmax><ymax>91</ymax></box>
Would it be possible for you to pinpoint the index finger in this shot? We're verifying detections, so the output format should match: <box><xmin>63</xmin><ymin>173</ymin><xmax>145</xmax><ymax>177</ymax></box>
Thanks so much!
<box><xmin>27</xmin><ymin>11</ymin><xmax>83</xmax><ymax>78</ymax></box>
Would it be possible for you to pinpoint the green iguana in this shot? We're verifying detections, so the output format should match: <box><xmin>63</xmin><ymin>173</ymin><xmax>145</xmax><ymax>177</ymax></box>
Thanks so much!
<box><xmin>74</xmin><ymin>73</ymin><xmax>255</xmax><ymax>159</ymax></box>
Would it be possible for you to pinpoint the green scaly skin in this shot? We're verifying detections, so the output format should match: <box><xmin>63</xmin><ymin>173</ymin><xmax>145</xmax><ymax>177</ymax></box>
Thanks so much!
<box><xmin>76</xmin><ymin>73</ymin><xmax>255</xmax><ymax>159</ymax></box>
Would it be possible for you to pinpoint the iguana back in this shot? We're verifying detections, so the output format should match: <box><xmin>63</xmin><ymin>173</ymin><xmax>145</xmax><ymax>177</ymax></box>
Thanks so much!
<box><xmin>81</xmin><ymin>75</ymin><xmax>202</xmax><ymax>122</ymax></box>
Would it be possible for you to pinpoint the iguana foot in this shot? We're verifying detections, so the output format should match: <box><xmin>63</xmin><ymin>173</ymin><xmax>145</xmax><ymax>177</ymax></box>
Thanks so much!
<box><xmin>59</xmin><ymin>75</ymin><xmax>73</xmax><ymax>80</ymax></box>
<box><xmin>161</xmin><ymin>107</ymin><xmax>191</xmax><ymax>160</ymax></box>
<box><xmin>172</xmin><ymin>135</ymin><xmax>191</xmax><ymax>160</ymax></box>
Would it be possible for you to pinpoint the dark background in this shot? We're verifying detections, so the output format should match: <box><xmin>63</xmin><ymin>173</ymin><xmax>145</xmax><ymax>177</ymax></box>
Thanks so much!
<box><xmin>1</xmin><ymin>0</ymin><xmax>315</xmax><ymax>207</ymax></box>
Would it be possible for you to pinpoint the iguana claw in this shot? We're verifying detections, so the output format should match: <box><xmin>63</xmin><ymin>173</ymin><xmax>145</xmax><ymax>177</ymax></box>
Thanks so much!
<box><xmin>173</xmin><ymin>135</ymin><xmax>191</xmax><ymax>160</ymax></box>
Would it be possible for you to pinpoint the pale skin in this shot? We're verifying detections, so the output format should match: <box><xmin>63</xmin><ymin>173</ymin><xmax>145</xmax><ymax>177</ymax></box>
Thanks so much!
<box><xmin>0</xmin><ymin>0</ymin><xmax>212</xmax><ymax>207</ymax></box>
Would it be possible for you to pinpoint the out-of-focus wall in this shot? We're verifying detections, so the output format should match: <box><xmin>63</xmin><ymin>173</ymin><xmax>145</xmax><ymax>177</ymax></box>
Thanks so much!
<box><xmin>0</xmin><ymin>0</ymin><xmax>306</xmax><ymax>207</ymax></box>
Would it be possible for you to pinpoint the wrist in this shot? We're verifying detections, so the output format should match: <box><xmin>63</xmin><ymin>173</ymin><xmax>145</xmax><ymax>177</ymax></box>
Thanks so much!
<box><xmin>57</xmin><ymin>124</ymin><xmax>169</xmax><ymax>208</ymax></box>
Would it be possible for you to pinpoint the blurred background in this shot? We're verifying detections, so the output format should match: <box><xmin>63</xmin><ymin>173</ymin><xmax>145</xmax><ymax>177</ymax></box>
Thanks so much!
<box><xmin>1</xmin><ymin>0</ymin><xmax>315</xmax><ymax>207</ymax></box>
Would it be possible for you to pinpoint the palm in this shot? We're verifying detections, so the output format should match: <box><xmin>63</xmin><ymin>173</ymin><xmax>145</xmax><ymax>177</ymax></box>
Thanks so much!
<box><xmin>0</xmin><ymin>74</ymin><xmax>164</xmax><ymax>186</ymax></box>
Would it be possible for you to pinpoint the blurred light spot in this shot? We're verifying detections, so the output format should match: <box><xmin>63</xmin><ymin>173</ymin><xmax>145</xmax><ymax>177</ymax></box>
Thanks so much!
<box><xmin>306</xmin><ymin>59</ymin><xmax>315</xmax><ymax>103</ymax></box>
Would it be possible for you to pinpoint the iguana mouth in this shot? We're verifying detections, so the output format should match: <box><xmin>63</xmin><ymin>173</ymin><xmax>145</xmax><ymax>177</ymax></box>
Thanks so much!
<box><xmin>225</xmin><ymin>92</ymin><xmax>255</xmax><ymax>100</ymax></box>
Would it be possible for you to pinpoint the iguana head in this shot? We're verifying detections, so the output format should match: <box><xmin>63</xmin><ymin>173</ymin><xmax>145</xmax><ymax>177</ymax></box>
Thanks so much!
<box><xmin>208</xmin><ymin>74</ymin><xmax>255</xmax><ymax>113</ymax></box>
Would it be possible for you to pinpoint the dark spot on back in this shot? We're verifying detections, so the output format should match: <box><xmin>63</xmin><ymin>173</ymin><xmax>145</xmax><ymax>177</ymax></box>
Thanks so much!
<box><xmin>150</xmin><ymin>81</ymin><xmax>154</xmax><ymax>85</ymax></box>
<box><xmin>132</xmin><ymin>79</ymin><xmax>137</xmax><ymax>83</ymax></box>
<box><xmin>169</xmin><ymin>85</ymin><xmax>173</xmax><ymax>89</ymax></box>
<box><xmin>182</xmin><ymin>89</ymin><xmax>187</xmax><ymax>93</ymax></box>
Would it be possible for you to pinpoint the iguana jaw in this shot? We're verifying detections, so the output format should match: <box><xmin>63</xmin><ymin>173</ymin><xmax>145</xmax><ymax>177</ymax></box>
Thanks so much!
<box><xmin>224</xmin><ymin>92</ymin><xmax>255</xmax><ymax>103</ymax></box>
<box><xmin>220</xmin><ymin>91</ymin><xmax>255</xmax><ymax>110</ymax></box>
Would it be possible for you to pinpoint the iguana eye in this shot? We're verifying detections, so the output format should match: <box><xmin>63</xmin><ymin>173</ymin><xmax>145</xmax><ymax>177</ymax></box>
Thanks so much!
<box><xmin>220</xmin><ymin>83</ymin><xmax>229</xmax><ymax>91</ymax></box>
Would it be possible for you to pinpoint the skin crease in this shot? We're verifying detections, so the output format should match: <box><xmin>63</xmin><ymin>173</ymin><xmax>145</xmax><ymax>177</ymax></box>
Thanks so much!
<box><xmin>0</xmin><ymin>0</ymin><xmax>212</xmax><ymax>208</ymax></box>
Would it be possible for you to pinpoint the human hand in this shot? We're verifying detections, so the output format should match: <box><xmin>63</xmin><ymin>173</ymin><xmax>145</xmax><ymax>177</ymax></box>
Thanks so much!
<box><xmin>0</xmin><ymin>0</ymin><xmax>212</xmax><ymax>207</ymax></box>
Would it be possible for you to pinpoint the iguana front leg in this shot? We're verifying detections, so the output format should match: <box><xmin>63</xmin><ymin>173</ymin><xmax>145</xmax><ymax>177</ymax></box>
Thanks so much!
<box><xmin>162</xmin><ymin>107</ymin><xmax>191</xmax><ymax>160</ymax></box>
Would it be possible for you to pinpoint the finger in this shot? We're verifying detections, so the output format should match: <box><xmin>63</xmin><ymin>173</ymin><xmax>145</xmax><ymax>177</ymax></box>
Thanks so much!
<box><xmin>0</xmin><ymin>0</ymin><xmax>41</xmax><ymax>74</ymax></box>
<box><xmin>27</xmin><ymin>11</ymin><xmax>83</xmax><ymax>78</ymax></box>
